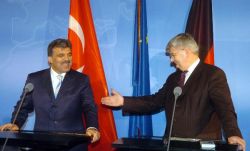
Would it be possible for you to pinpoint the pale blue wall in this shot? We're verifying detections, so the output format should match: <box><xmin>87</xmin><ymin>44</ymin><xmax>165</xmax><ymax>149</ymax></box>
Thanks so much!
<box><xmin>0</xmin><ymin>0</ymin><xmax>249</xmax><ymax>148</ymax></box>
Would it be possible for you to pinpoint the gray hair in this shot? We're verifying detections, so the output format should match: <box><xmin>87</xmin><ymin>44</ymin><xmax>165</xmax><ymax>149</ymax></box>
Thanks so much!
<box><xmin>166</xmin><ymin>33</ymin><xmax>199</xmax><ymax>55</ymax></box>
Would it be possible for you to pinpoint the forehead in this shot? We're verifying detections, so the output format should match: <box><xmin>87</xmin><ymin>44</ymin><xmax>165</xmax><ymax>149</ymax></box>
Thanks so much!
<box><xmin>52</xmin><ymin>47</ymin><xmax>71</xmax><ymax>53</ymax></box>
<box><xmin>168</xmin><ymin>47</ymin><xmax>181</xmax><ymax>53</ymax></box>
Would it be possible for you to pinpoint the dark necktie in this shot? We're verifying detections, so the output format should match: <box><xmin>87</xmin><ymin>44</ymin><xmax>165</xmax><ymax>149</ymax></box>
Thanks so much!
<box><xmin>178</xmin><ymin>71</ymin><xmax>187</xmax><ymax>87</ymax></box>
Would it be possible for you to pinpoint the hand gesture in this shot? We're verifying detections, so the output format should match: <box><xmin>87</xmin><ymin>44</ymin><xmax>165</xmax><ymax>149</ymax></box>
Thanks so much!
<box><xmin>101</xmin><ymin>89</ymin><xmax>124</xmax><ymax>107</ymax></box>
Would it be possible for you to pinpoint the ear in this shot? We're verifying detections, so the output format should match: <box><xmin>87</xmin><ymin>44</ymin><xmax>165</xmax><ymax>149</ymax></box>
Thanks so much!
<box><xmin>48</xmin><ymin>56</ymin><xmax>52</xmax><ymax>64</ymax></box>
<box><xmin>184</xmin><ymin>47</ymin><xmax>193</xmax><ymax>54</ymax></box>
<box><xmin>180</xmin><ymin>48</ymin><xmax>188</xmax><ymax>58</ymax></box>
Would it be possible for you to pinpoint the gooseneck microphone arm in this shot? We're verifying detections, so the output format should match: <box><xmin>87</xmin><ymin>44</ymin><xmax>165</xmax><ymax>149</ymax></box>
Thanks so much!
<box><xmin>11</xmin><ymin>83</ymin><xmax>34</xmax><ymax>126</ymax></box>
<box><xmin>1</xmin><ymin>83</ymin><xmax>34</xmax><ymax>151</ymax></box>
<box><xmin>166</xmin><ymin>86</ymin><xmax>182</xmax><ymax>151</ymax></box>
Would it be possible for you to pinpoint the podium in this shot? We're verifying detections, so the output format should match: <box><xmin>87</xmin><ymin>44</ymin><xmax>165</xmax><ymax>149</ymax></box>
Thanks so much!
<box><xmin>0</xmin><ymin>130</ymin><xmax>91</xmax><ymax>151</ymax></box>
<box><xmin>112</xmin><ymin>137</ymin><xmax>239</xmax><ymax>151</ymax></box>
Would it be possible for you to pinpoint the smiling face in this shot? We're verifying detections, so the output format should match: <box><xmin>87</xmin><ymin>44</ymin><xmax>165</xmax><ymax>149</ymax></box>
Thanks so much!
<box><xmin>48</xmin><ymin>47</ymin><xmax>72</xmax><ymax>74</ymax></box>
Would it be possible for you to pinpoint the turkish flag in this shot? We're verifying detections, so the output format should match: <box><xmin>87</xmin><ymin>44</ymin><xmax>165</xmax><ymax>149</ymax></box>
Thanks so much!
<box><xmin>68</xmin><ymin>0</ymin><xmax>117</xmax><ymax>150</ymax></box>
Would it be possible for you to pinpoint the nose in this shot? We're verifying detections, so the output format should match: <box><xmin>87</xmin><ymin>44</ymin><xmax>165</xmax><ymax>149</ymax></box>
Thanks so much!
<box><xmin>64</xmin><ymin>54</ymin><xmax>72</xmax><ymax>61</ymax></box>
<box><xmin>170</xmin><ymin>56</ymin><xmax>174</xmax><ymax>62</ymax></box>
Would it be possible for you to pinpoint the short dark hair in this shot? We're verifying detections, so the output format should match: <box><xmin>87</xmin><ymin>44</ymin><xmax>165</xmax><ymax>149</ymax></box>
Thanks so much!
<box><xmin>47</xmin><ymin>38</ymin><xmax>72</xmax><ymax>56</ymax></box>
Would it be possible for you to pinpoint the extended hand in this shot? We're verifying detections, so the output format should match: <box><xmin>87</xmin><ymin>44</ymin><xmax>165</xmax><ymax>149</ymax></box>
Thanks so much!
<box><xmin>228</xmin><ymin>136</ymin><xmax>246</xmax><ymax>151</ymax></box>
<box><xmin>86</xmin><ymin>128</ymin><xmax>100</xmax><ymax>143</ymax></box>
<box><xmin>0</xmin><ymin>123</ymin><xmax>19</xmax><ymax>131</ymax></box>
<box><xmin>101</xmin><ymin>89</ymin><xmax>124</xmax><ymax>107</ymax></box>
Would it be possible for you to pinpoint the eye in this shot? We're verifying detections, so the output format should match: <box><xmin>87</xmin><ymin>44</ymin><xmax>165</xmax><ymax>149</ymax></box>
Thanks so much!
<box><xmin>57</xmin><ymin>54</ymin><xmax>64</xmax><ymax>58</ymax></box>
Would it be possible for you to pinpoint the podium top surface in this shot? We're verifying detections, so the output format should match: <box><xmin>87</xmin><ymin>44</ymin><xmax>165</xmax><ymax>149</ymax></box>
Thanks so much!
<box><xmin>112</xmin><ymin>137</ymin><xmax>239</xmax><ymax>151</ymax></box>
<box><xmin>0</xmin><ymin>130</ymin><xmax>91</xmax><ymax>150</ymax></box>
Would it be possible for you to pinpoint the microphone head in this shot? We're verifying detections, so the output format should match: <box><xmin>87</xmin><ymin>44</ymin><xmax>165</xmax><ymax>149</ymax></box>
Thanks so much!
<box><xmin>24</xmin><ymin>83</ymin><xmax>34</xmax><ymax>93</ymax></box>
<box><xmin>173</xmin><ymin>86</ymin><xmax>182</xmax><ymax>96</ymax></box>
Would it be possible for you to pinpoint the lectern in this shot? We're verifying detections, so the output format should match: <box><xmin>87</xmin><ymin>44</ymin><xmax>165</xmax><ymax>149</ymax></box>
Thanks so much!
<box><xmin>112</xmin><ymin>137</ymin><xmax>239</xmax><ymax>151</ymax></box>
<box><xmin>0</xmin><ymin>130</ymin><xmax>91</xmax><ymax>151</ymax></box>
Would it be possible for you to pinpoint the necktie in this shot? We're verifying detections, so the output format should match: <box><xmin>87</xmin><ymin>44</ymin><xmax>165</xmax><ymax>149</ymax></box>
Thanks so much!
<box><xmin>54</xmin><ymin>74</ymin><xmax>63</xmax><ymax>98</ymax></box>
<box><xmin>178</xmin><ymin>71</ymin><xmax>187</xmax><ymax>87</ymax></box>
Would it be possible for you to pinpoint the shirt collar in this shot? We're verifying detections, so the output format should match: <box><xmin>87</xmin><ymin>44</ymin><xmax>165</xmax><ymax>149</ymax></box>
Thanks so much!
<box><xmin>187</xmin><ymin>58</ymin><xmax>200</xmax><ymax>74</ymax></box>
<box><xmin>50</xmin><ymin>68</ymin><xmax>66</xmax><ymax>79</ymax></box>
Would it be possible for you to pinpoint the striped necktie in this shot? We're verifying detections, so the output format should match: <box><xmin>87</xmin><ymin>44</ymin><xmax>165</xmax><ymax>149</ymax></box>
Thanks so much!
<box><xmin>54</xmin><ymin>74</ymin><xmax>63</xmax><ymax>98</ymax></box>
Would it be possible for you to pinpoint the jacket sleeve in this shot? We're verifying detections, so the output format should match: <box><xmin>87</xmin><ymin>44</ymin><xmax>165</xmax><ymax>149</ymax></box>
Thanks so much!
<box><xmin>80</xmin><ymin>76</ymin><xmax>98</xmax><ymax>129</ymax></box>
<box><xmin>122</xmin><ymin>76</ymin><xmax>173</xmax><ymax>115</ymax></box>
<box><xmin>208</xmin><ymin>68</ymin><xmax>242</xmax><ymax>138</ymax></box>
<box><xmin>11</xmin><ymin>75</ymin><xmax>34</xmax><ymax>128</ymax></box>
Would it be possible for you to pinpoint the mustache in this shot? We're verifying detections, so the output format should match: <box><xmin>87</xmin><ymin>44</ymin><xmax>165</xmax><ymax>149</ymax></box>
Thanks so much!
<box><xmin>62</xmin><ymin>60</ymin><xmax>71</xmax><ymax>64</ymax></box>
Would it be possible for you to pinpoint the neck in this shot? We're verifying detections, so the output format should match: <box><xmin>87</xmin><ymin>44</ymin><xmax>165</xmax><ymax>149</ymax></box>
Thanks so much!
<box><xmin>183</xmin><ymin>55</ymin><xmax>199</xmax><ymax>71</ymax></box>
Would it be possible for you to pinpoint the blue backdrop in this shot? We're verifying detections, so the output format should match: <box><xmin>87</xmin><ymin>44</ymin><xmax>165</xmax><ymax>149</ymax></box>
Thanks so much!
<box><xmin>0</xmin><ymin>0</ymin><xmax>249</xmax><ymax>148</ymax></box>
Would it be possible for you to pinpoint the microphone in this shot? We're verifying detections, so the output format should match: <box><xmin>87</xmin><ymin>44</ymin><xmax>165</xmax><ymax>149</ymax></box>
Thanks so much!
<box><xmin>12</xmin><ymin>82</ymin><xmax>34</xmax><ymax>125</ymax></box>
<box><xmin>165</xmin><ymin>86</ymin><xmax>182</xmax><ymax>151</ymax></box>
<box><xmin>1</xmin><ymin>83</ymin><xmax>34</xmax><ymax>151</ymax></box>
<box><xmin>24</xmin><ymin>83</ymin><xmax>34</xmax><ymax>93</ymax></box>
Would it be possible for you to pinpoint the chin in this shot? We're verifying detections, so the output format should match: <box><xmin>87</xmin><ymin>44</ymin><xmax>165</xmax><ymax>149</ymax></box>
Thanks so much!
<box><xmin>61</xmin><ymin>68</ymin><xmax>71</xmax><ymax>73</ymax></box>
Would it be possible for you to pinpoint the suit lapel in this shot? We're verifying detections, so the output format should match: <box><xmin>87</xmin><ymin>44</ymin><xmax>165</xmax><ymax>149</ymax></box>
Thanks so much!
<box><xmin>55</xmin><ymin>70</ymin><xmax>73</xmax><ymax>101</ymax></box>
<box><xmin>42</xmin><ymin>69</ymin><xmax>55</xmax><ymax>101</ymax></box>
<box><xmin>181</xmin><ymin>62</ymin><xmax>204</xmax><ymax>95</ymax></box>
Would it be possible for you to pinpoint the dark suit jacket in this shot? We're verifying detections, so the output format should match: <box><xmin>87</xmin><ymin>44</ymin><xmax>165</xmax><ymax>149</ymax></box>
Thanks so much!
<box><xmin>123</xmin><ymin>62</ymin><xmax>242</xmax><ymax>140</ymax></box>
<box><xmin>11</xmin><ymin>68</ymin><xmax>98</xmax><ymax>132</ymax></box>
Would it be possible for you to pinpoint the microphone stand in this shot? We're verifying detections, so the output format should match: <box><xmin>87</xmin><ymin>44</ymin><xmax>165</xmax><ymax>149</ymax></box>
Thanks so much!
<box><xmin>166</xmin><ymin>87</ymin><xmax>182</xmax><ymax>151</ymax></box>
<box><xmin>1</xmin><ymin>83</ymin><xmax>33</xmax><ymax>151</ymax></box>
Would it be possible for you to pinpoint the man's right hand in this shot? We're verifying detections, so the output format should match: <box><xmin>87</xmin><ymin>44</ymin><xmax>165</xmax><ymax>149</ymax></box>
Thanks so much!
<box><xmin>101</xmin><ymin>89</ymin><xmax>124</xmax><ymax>107</ymax></box>
<box><xmin>0</xmin><ymin>123</ymin><xmax>19</xmax><ymax>131</ymax></box>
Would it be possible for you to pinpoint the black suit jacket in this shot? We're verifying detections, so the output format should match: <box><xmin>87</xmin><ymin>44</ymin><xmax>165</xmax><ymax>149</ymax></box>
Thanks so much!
<box><xmin>11</xmin><ymin>69</ymin><xmax>98</xmax><ymax>132</ymax></box>
<box><xmin>123</xmin><ymin>62</ymin><xmax>242</xmax><ymax>140</ymax></box>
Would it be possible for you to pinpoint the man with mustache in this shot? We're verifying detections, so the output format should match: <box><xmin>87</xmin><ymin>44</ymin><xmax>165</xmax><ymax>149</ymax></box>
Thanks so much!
<box><xmin>0</xmin><ymin>39</ymin><xmax>100</xmax><ymax>151</ymax></box>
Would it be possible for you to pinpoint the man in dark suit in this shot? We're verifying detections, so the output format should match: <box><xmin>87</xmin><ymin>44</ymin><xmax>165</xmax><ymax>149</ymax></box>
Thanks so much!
<box><xmin>101</xmin><ymin>33</ymin><xmax>246</xmax><ymax>150</ymax></box>
<box><xmin>0</xmin><ymin>38</ymin><xmax>100</xmax><ymax>150</ymax></box>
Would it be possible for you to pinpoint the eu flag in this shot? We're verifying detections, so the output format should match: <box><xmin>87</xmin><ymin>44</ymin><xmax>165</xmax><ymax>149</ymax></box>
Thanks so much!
<box><xmin>128</xmin><ymin>0</ymin><xmax>153</xmax><ymax>137</ymax></box>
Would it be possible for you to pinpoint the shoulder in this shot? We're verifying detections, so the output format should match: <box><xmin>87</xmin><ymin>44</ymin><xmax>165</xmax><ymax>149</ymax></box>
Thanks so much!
<box><xmin>27</xmin><ymin>68</ymin><xmax>49</xmax><ymax>79</ymax></box>
<box><xmin>198</xmin><ymin>63</ymin><xmax>227</xmax><ymax>81</ymax></box>
<box><xmin>67</xmin><ymin>69</ymin><xmax>90</xmax><ymax>81</ymax></box>
<box><xmin>201</xmin><ymin>63</ymin><xmax>225</xmax><ymax>75</ymax></box>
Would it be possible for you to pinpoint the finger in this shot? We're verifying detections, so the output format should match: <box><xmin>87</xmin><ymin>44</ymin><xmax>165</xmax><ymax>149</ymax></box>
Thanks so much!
<box><xmin>4</xmin><ymin>125</ymin><xmax>18</xmax><ymax>131</ymax></box>
<box><xmin>86</xmin><ymin>131</ymin><xmax>93</xmax><ymax>137</ymax></box>
<box><xmin>91</xmin><ymin>132</ymin><xmax>100</xmax><ymax>143</ymax></box>
<box><xmin>0</xmin><ymin>126</ymin><xmax>5</xmax><ymax>131</ymax></box>
<box><xmin>111</xmin><ymin>89</ymin><xmax>119</xmax><ymax>95</ymax></box>
<box><xmin>1</xmin><ymin>125</ymin><xmax>10</xmax><ymax>131</ymax></box>
<box><xmin>87</xmin><ymin>132</ymin><xmax>96</xmax><ymax>143</ymax></box>
<box><xmin>92</xmin><ymin>136</ymin><xmax>98</xmax><ymax>143</ymax></box>
<box><xmin>228</xmin><ymin>139</ymin><xmax>245</xmax><ymax>151</ymax></box>
<box><xmin>101</xmin><ymin>97</ymin><xmax>111</xmax><ymax>105</ymax></box>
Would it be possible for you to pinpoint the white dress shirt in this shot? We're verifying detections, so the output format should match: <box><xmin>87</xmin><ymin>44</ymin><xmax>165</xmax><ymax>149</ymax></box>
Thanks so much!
<box><xmin>184</xmin><ymin>58</ymin><xmax>200</xmax><ymax>84</ymax></box>
<box><xmin>50</xmin><ymin>68</ymin><xmax>66</xmax><ymax>95</ymax></box>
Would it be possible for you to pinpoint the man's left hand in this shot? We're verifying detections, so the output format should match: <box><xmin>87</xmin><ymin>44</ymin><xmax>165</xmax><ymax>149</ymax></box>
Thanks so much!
<box><xmin>228</xmin><ymin>136</ymin><xmax>246</xmax><ymax>151</ymax></box>
<box><xmin>86</xmin><ymin>128</ymin><xmax>100</xmax><ymax>143</ymax></box>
